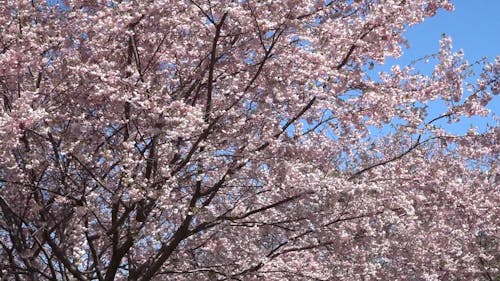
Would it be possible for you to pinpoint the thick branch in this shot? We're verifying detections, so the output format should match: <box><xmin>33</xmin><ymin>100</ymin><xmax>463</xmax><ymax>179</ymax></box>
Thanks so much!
<box><xmin>205</xmin><ymin>12</ymin><xmax>228</xmax><ymax>121</ymax></box>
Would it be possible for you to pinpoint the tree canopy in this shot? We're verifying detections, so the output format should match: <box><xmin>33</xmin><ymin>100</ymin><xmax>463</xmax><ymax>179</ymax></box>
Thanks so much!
<box><xmin>0</xmin><ymin>0</ymin><xmax>498</xmax><ymax>280</ymax></box>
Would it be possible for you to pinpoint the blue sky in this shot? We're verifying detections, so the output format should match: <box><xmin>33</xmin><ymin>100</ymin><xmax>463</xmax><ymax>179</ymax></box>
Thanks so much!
<box><xmin>387</xmin><ymin>1</ymin><xmax>500</xmax><ymax>134</ymax></box>
<box><xmin>401</xmin><ymin>1</ymin><xmax>500</xmax><ymax>62</ymax></box>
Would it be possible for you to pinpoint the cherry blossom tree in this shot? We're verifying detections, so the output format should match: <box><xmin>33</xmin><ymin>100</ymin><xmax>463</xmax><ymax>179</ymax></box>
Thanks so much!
<box><xmin>0</xmin><ymin>0</ymin><xmax>498</xmax><ymax>280</ymax></box>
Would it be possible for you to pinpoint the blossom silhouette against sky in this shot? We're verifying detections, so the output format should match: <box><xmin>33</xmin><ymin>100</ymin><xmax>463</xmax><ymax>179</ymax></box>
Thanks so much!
<box><xmin>394</xmin><ymin>1</ymin><xmax>499</xmax><ymax>134</ymax></box>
